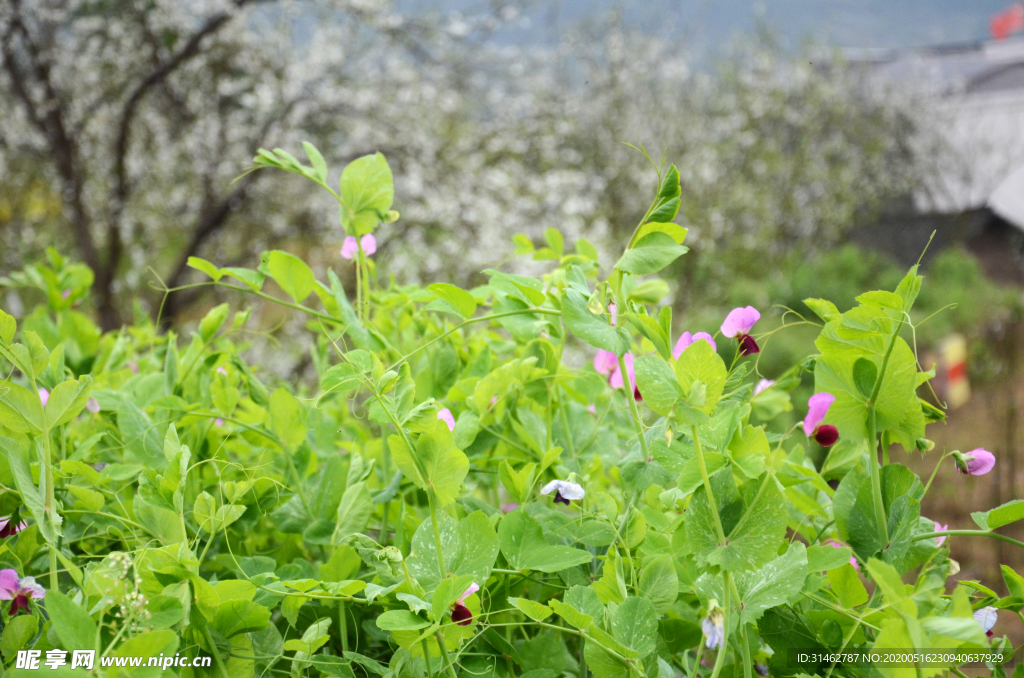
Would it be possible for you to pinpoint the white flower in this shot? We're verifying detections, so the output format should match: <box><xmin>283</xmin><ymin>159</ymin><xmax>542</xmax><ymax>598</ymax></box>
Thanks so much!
<box><xmin>975</xmin><ymin>606</ymin><xmax>998</xmax><ymax>636</ymax></box>
<box><xmin>702</xmin><ymin>605</ymin><xmax>725</xmax><ymax>650</ymax></box>
<box><xmin>540</xmin><ymin>480</ymin><xmax>585</xmax><ymax>505</ymax></box>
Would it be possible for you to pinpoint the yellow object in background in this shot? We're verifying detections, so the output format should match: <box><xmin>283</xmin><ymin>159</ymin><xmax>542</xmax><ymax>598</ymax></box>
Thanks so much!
<box><xmin>939</xmin><ymin>333</ymin><xmax>971</xmax><ymax>409</ymax></box>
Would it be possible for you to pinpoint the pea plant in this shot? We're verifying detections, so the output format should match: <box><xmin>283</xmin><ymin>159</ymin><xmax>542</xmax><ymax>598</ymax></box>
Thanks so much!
<box><xmin>0</xmin><ymin>144</ymin><xmax>1019</xmax><ymax>678</ymax></box>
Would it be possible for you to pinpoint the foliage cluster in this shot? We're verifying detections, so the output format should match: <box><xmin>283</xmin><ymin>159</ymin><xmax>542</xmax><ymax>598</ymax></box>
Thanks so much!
<box><xmin>0</xmin><ymin>147</ymin><xmax>1019</xmax><ymax>678</ymax></box>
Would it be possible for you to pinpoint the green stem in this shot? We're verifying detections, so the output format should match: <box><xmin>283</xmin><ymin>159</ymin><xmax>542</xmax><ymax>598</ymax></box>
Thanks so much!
<box><xmin>914</xmin><ymin>530</ymin><xmax>1024</xmax><ymax>550</ymax></box>
<box><xmin>618</xmin><ymin>354</ymin><xmax>650</xmax><ymax>461</ymax></box>
<box><xmin>708</xmin><ymin>573</ymin><xmax>731</xmax><ymax>678</ymax></box>
<box><xmin>203</xmin><ymin>625</ymin><xmax>231</xmax><ymax>678</ymax></box>
<box><xmin>428</xmin><ymin>492</ymin><xmax>447</xmax><ymax>579</ymax></box>
<box><xmin>921</xmin><ymin>451</ymin><xmax>951</xmax><ymax>498</ymax></box>
<box><xmin>866</xmin><ymin>317</ymin><xmax>905</xmax><ymax>548</ymax></box>
<box><xmin>435</xmin><ymin>631</ymin><xmax>459</xmax><ymax>678</ymax></box>
<box><xmin>730</xmin><ymin>576</ymin><xmax>752</xmax><ymax>678</ymax></box>
<box><xmin>42</xmin><ymin>431</ymin><xmax>57</xmax><ymax>590</ymax></box>
<box><xmin>339</xmin><ymin>601</ymin><xmax>349</xmax><ymax>653</ymax></box>
<box><xmin>421</xmin><ymin>639</ymin><xmax>434</xmax><ymax>678</ymax></box>
<box><xmin>391</xmin><ymin>309</ymin><xmax>560</xmax><ymax>371</ymax></box>
<box><xmin>692</xmin><ymin>425</ymin><xmax>726</xmax><ymax>543</ymax></box>
<box><xmin>687</xmin><ymin>644</ymin><xmax>703</xmax><ymax>678</ymax></box>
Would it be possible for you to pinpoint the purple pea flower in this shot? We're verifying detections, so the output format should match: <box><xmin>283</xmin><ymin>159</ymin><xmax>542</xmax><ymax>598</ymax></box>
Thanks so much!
<box><xmin>975</xmin><ymin>606</ymin><xmax>998</xmax><ymax>637</ymax></box>
<box><xmin>956</xmin><ymin>448</ymin><xmax>995</xmax><ymax>476</ymax></box>
<box><xmin>721</xmin><ymin>306</ymin><xmax>761</xmax><ymax>356</ymax></box>
<box><xmin>451</xmin><ymin>583</ymin><xmax>479</xmax><ymax>626</ymax></box>
<box><xmin>0</xmin><ymin>517</ymin><xmax>26</xmax><ymax>539</ymax></box>
<box><xmin>593</xmin><ymin>350</ymin><xmax>618</xmax><ymax>376</ymax></box>
<box><xmin>0</xmin><ymin>570</ymin><xmax>44</xmax><ymax>615</ymax></box>
<box><xmin>672</xmin><ymin>332</ymin><xmax>717</xmax><ymax>359</ymax></box>
<box><xmin>753</xmin><ymin>379</ymin><xmax>775</xmax><ymax>396</ymax></box>
<box><xmin>803</xmin><ymin>393</ymin><xmax>839</xmax><ymax>447</ymax></box>
<box><xmin>38</xmin><ymin>388</ymin><xmax>49</xmax><ymax>407</ymax></box>
<box><xmin>437</xmin><ymin>408</ymin><xmax>455</xmax><ymax>432</ymax></box>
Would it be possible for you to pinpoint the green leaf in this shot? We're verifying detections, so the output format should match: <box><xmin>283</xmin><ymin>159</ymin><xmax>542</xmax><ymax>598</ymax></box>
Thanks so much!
<box><xmin>828</xmin><ymin>563</ymin><xmax>868</xmax><ymax>608</ymax></box>
<box><xmin>549</xmin><ymin>599</ymin><xmax>593</xmax><ymax>629</ymax></box>
<box><xmin>44</xmin><ymin>376</ymin><xmax>92</xmax><ymax>429</ymax></box>
<box><xmin>614</xmin><ymin>232</ymin><xmax>688</xmax><ymax>275</ymax></box>
<box><xmin>187</xmin><ymin>257</ymin><xmax>224</xmax><ymax>281</ymax></box>
<box><xmin>610</xmin><ymin>596</ymin><xmax>658</xmax><ymax>659</ymax></box>
<box><xmin>499</xmin><ymin>509</ymin><xmax>592</xmax><ymax>573</ymax></box>
<box><xmin>376</xmin><ymin>610</ymin><xmax>431</xmax><ymax>631</ymax></box>
<box><xmin>332</xmin><ymin>481</ymin><xmax>372</xmax><ymax>544</ymax></box>
<box><xmin>509</xmin><ymin>597</ymin><xmax>553</xmax><ymax>621</ymax></box>
<box><xmin>806</xmin><ymin>544</ymin><xmax>853</xmax><ymax>572</ymax></box>
<box><xmin>686</xmin><ymin>468</ymin><xmax>787</xmax><ymax>572</ymax></box>
<box><xmin>674</xmin><ymin>340</ymin><xmax>727</xmax><ymax>415</ymax></box>
<box><xmin>972</xmin><ymin>499</ymin><xmax>1024</xmax><ymax>531</ymax></box>
<box><xmin>302</xmin><ymin>141</ymin><xmax>328</xmax><ymax>183</ymax></box>
<box><xmin>340</xmin><ymin>153</ymin><xmax>394</xmax><ymax>235</ymax></box>
<box><xmin>198</xmin><ymin>302</ymin><xmax>230</xmax><ymax>341</ymax></box>
<box><xmin>1</xmin><ymin>436</ymin><xmax>53</xmax><ymax>543</ymax></box>
<box><xmin>221</xmin><ymin>267</ymin><xmax>266</xmax><ymax>291</ymax></box>
<box><xmin>803</xmin><ymin>298</ymin><xmax>840</xmax><ymax>323</ymax></box>
<box><xmin>270</xmin><ymin>388</ymin><xmax>307</xmax><ymax>448</ymax></box>
<box><xmin>544</xmin><ymin>228</ymin><xmax>564</xmax><ymax>256</ymax></box>
<box><xmin>638</xmin><ymin>555</ymin><xmax>678</xmax><ymax>614</ymax></box>
<box><xmin>631</xmin><ymin>221</ymin><xmax>687</xmax><ymax>246</ymax></box>
<box><xmin>388</xmin><ymin>420</ymin><xmax>468</xmax><ymax>508</ymax></box>
<box><xmin>734</xmin><ymin>543</ymin><xmax>808</xmax><ymax>624</ymax></box>
<box><xmin>214</xmin><ymin>600</ymin><xmax>272</xmax><ymax>638</ymax></box>
<box><xmin>0</xmin><ymin>615</ymin><xmax>37</xmax><ymax>660</ymax></box>
<box><xmin>852</xmin><ymin>357</ymin><xmax>877</xmax><ymax>399</ymax></box>
<box><xmin>561</xmin><ymin>289</ymin><xmax>630</xmax><ymax>355</ymax></box>
<box><xmin>630</xmin><ymin>356</ymin><xmax>679</xmax><ymax>413</ymax></box>
<box><xmin>428</xmin><ymin>283</ymin><xmax>477</xmax><ymax>319</ymax></box>
<box><xmin>267</xmin><ymin>251</ymin><xmax>316</xmax><ymax>303</ymax></box>
<box><xmin>45</xmin><ymin>589</ymin><xmax>97</xmax><ymax>651</ymax></box>
<box><xmin>0</xmin><ymin>383</ymin><xmax>44</xmax><ymax>433</ymax></box>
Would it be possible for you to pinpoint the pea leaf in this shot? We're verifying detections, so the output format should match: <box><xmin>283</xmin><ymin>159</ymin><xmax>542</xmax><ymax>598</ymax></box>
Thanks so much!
<box><xmin>638</xmin><ymin>555</ymin><xmax>679</xmax><ymax>614</ymax></box>
<box><xmin>614</xmin><ymin>232</ymin><xmax>688</xmax><ymax>275</ymax></box>
<box><xmin>498</xmin><ymin>510</ymin><xmax>592</xmax><ymax>573</ymax></box>
<box><xmin>428</xmin><ymin>283</ymin><xmax>477</xmax><ymax>319</ymax></box>
<box><xmin>674</xmin><ymin>339</ymin><xmax>727</xmax><ymax>415</ymax></box>
<box><xmin>268</xmin><ymin>250</ymin><xmax>316</xmax><ymax>303</ymax></box>
<box><xmin>406</xmin><ymin>511</ymin><xmax>499</xmax><ymax>592</ymax></box>
<box><xmin>610</xmin><ymin>596</ymin><xmax>658</xmax><ymax>659</ymax></box>
<box><xmin>973</xmin><ymin>499</ymin><xmax>1024</xmax><ymax>531</ymax></box>
<box><xmin>828</xmin><ymin>563</ymin><xmax>868</xmax><ymax>608</ymax></box>
<box><xmin>340</xmin><ymin>152</ymin><xmax>394</xmax><ymax>235</ymax></box>
<box><xmin>509</xmin><ymin>597</ymin><xmax>553</xmax><ymax>621</ymax></box>
<box><xmin>388</xmin><ymin>420</ymin><xmax>468</xmax><ymax>508</ymax></box>
<box><xmin>561</xmin><ymin>289</ymin><xmax>630</xmax><ymax>355</ymax></box>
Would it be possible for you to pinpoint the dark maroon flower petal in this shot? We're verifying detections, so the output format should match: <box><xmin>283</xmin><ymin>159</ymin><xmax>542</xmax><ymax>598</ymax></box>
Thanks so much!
<box><xmin>814</xmin><ymin>425</ymin><xmax>839</xmax><ymax>447</ymax></box>
<box><xmin>553</xmin><ymin>491</ymin><xmax>571</xmax><ymax>506</ymax></box>
<box><xmin>9</xmin><ymin>594</ymin><xmax>28</xmax><ymax>616</ymax></box>
<box><xmin>633</xmin><ymin>386</ymin><xmax>643</xmax><ymax>402</ymax></box>
<box><xmin>0</xmin><ymin>522</ymin><xmax>20</xmax><ymax>539</ymax></box>
<box><xmin>738</xmin><ymin>334</ymin><xmax>760</xmax><ymax>356</ymax></box>
<box><xmin>451</xmin><ymin>603</ymin><xmax>473</xmax><ymax>626</ymax></box>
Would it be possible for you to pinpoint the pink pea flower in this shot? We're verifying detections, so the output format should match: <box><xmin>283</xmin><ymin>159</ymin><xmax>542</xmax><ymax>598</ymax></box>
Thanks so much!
<box><xmin>341</xmin><ymin>237</ymin><xmax>359</xmax><ymax>259</ymax></box>
<box><xmin>61</xmin><ymin>289</ymin><xmax>71</xmax><ymax>300</ymax></box>
<box><xmin>721</xmin><ymin>306</ymin><xmax>761</xmax><ymax>356</ymax></box>
<box><xmin>216</xmin><ymin>367</ymin><xmax>227</xmax><ymax>376</ymax></box>
<box><xmin>500</xmin><ymin>503</ymin><xmax>518</xmax><ymax>513</ymax></box>
<box><xmin>451</xmin><ymin>583</ymin><xmax>479</xmax><ymax>626</ymax></box>
<box><xmin>825</xmin><ymin>540</ymin><xmax>859</xmax><ymax>570</ymax></box>
<box><xmin>0</xmin><ymin>569</ymin><xmax>44</xmax><ymax>615</ymax></box>
<box><xmin>803</xmin><ymin>393</ymin><xmax>839</xmax><ymax>447</ymax></box>
<box><xmin>360</xmin><ymin>234</ymin><xmax>377</xmax><ymax>256</ymax></box>
<box><xmin>753</xmin><ymin>379</ymin><xmax>775</xmax><ymax>396</ymax></box>
<box><xmin>608</xmin><ymin>303</ymin><xmax>617</xmax><ymax>326</ymax></box>
<box><xmin>0</xmin><ymin>517</ymin><xmax>26</xmax><ymax>539</ymax></box>
<box><xmin>934</xmin><ymin>523</ymin><xmax>948</xmax><ymax>547</ymax></box>
<box><xmin>438</xmin><ymin>408</ymin><xmax>455</xmax><ymax>432</ymax></box>
<box><xmin>609</xmin><ymin>353</ymin><xmax>642</xmax><ymax>401</ymax></box>
<box><xmin>586</xmin><ymin>404</ymin><xmax>597</xmax><ymax>415</ymax></box>
<box><xmin>975</xmin><ymin>606</ymin><xmax>998</xmax><ymax>637</ymax></box>
<box><xmin>128</xmin><ymin>362</ymin><xmax>138</xmax><ymax>375</ymax></box>
<box><xmin>672</xmin><ymin>332</ymin><xmax>717</xmax><ymax>359</ymax></box>
<box><xmin>956</xmin><ymin>448</ymin><xmax>995</xmax><ymax>476</ymax></box>
<box><xmin>593</xmin><ymin>350</ymin><xmax>618</xmax><ymax>376</ymax></box>
<box><xmin>37</xmin><ymin>388</ymin><xmax>48</xmax><ymax>407</ymax></box>
<box><xmin>214</xmin><ymin>418</ymin><xmax>225</xmax><ymax>427</ymax></box>
<box><xmin>85</xmin><ymin>397</ymin><xmax>101</xmax><ymax>414</ymax></box>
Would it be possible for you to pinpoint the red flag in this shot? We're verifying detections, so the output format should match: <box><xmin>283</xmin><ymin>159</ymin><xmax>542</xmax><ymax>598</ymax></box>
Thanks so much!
<box><xmin>991</xmin><ymin>3</ymin><xmax>1024</xmax><ymax>40</ymax></box>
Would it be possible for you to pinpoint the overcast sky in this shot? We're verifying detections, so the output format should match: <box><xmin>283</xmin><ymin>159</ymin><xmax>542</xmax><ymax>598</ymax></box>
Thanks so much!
<box><xmin>414</xmin><ymin>0</ymin><xmax>1024</xmax><ymax>54</ymax></box>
